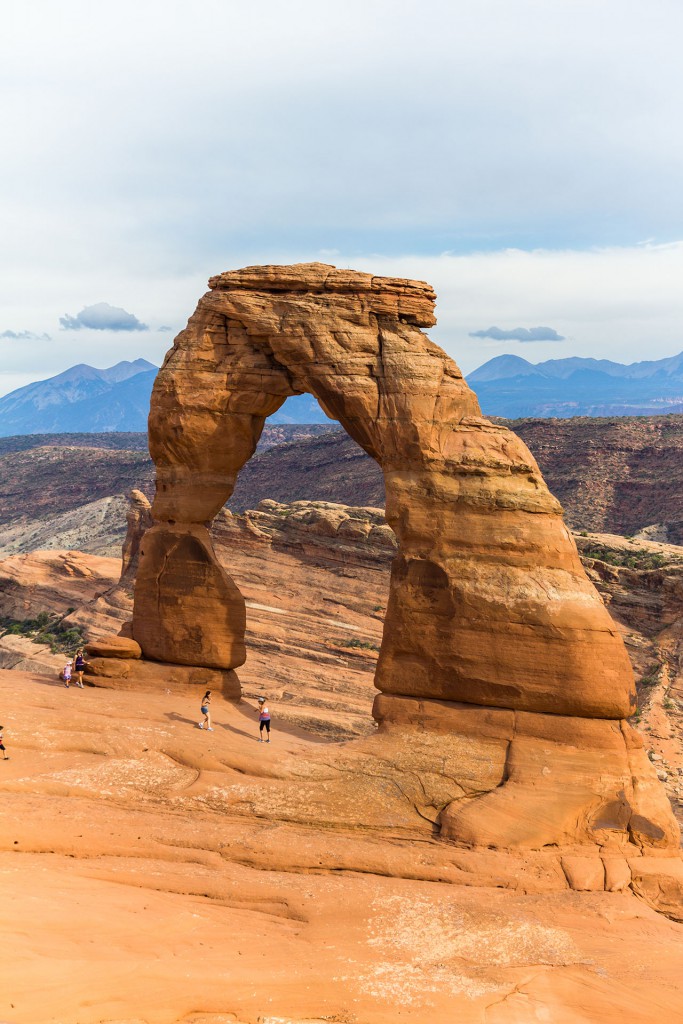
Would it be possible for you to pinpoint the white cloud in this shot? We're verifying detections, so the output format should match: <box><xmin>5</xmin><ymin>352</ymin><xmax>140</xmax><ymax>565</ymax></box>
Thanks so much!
<box><xmin>468</xmin><ymin>326</ymin><xmax>565</xmax><ymax>343</ymax></box>
<box><xmin>0</xmin><ymin>330</ymin><xmax>51</xmax><ymax>341</ymax></box>
<box><xmin>59</xmin><ymin>302</ymin><xmax>148</xmax><ymax>332</ymax></box>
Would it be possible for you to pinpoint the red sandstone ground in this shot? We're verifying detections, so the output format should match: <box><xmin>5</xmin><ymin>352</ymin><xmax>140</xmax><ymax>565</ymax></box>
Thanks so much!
<box><xmin>2</xmin><ymin>505</ymin><xmax>683</xmax><ymax>1021</ymax></box>
<box><xmin>2</xmin><ymin>672</ymin><xmax>683</xmax><ymax>1024</ymax></box>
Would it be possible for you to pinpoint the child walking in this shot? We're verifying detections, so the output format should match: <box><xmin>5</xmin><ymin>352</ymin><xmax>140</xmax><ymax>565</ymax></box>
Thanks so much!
<box><xmin>257</xmin><ymin>697</ymin><xmax>271</xmax><ymax>742</ymax></box>
<box><xmin>0</xmin><ymin>725</ymin><xmax>8</xmax><ymax>760</ymax></box>
<box><xmin>63</xmin><ymin>660</ymin><xmax>72</xmax><ymax>688</ymax></box>
<box><xmin>198</xmin><ymin>690</ymin><xmax>213</xmax><ymax>731</ymax></box>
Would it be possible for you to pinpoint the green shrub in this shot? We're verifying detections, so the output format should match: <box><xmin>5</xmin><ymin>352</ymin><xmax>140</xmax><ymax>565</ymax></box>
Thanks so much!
<box><xmin>334</xmin><ymin>637</ymin><xmax>380</xmax><ymax>652</ymax></box>
<box><xmin>0</xmin><ymin>613</ymin><xmax>85</xmax><ymax>654</ymax></box>
<box><xmin>582</xmin><ymin>544</ymin><xmax>679</xmax><ymax>571</ymax></box>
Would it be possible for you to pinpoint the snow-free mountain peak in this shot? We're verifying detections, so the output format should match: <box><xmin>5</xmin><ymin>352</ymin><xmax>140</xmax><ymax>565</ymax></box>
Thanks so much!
<box><xmin>467</xmin><ymin>350</ymin><xmax>683</xmax><ymax>418</ymax></box>
<box><xmin>0</xmin><ymin>359</ymin><xmax>331</xmax><ymax>435</ymax></box>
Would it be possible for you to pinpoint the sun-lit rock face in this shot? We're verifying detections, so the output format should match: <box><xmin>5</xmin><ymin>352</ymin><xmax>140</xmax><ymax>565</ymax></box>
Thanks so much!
<box><xmin>134</xmin><ymin>262</ymin><xmax>635</xmax><ymax>720</ymax></box>
<box><xmin>121</xmin><ymin>263</ymin><xmax>683</xmax><ymax>895</ymax></box>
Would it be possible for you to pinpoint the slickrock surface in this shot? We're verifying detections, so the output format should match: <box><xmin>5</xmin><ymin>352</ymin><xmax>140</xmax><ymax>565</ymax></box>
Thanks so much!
<box><xmin>214</xmin><ymin>499</ymin><xmax>396</xmax><ymax>567</ymax></box>
<box><xmin>0</xmin><ymin>550</ymin><xmax>120</xmax><ymax>673</ymax></box>
<box><xmin>2</xmin><ymin>670</ymin><xmax>683</xmax><ymax>1024</ymax></box>
<box><xmin>0</xmin><ymin>501</ymin><xmax>392</xmax><ymax>739</ymax></box>
<box><xmin>5</xmin><ymin>504</ymin><xmax>683</xmax><ymax>766</ymax></box>
<box><xmin>2</xmin><ymin>506</ymin><xmax>683</xmax><ymax>1021</ymax></box>
<box><xmin>0</xmin><ymin>549</ymin><xmax>118</xmax><ymax>621</ymax></box>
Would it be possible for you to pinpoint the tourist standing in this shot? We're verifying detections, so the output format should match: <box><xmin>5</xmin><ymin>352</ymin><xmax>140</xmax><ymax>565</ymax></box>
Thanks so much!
<box><xmin>257</xmin><ymin>697</ymin><xmax>271</xmax><ymax>742</ymax></box>
<box><xmin>198</xmin><ymin>690</ymin><xmax>213</xmax><ymax>731</ymax></box>
<box><xmin>0</xmin><ymin>725</ymin><xmax>8</xmax><ymax>760</ymax></box>
<box><xmin>73</xmin><ymin>649</ymin><xmax>86</xmax><ymax>688</ymax></box>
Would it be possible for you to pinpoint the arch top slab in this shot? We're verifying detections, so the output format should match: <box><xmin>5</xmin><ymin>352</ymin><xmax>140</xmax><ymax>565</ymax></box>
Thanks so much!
<box><xmin>136</xmin><ymin>262</ymin><xmax>636</xmax><ymax>721</ymax></box>
<box><xmin>206</xmin><ymin>262</ymin><xmax>438</xmax><ymax>327</ymax></box>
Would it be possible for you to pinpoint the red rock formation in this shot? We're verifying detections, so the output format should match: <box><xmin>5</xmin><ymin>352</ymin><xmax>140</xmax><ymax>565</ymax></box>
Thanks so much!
<box><xmin>135</xmin><ymin>263</ymin><xmax>634</xmax><ymax>719</ymax></box>
<box><xmin>119</xmin><ymin>488</ymin><xmax>153</xmax><ymax>588</ymax></box>
<box><xmin>94</xmin><ymin>262</ymin><xmax>680</xmax><ymax>904</ymax></box>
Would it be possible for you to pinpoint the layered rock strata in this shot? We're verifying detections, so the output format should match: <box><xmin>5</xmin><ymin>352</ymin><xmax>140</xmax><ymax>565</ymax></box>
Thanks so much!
<box><xmin>97</xmin><ymin>262</ymin><xmax>679</xmax><ymax>889</ymax></box>
<box><xmin>213</xmin><ymin>499</ymin><xmax>396</xmax><ymax>570</ymax></box>
<box><xmin>134</xmin><ymin>263</ymin><xmax>635</xmax><ymax>718</ymax></box>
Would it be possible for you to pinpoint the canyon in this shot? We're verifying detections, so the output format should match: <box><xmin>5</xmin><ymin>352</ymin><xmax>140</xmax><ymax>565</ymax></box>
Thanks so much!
<box><xmin>2</xmin><ymin>413</ymin><xmax>683</xmax><ymax>558</ymax></box>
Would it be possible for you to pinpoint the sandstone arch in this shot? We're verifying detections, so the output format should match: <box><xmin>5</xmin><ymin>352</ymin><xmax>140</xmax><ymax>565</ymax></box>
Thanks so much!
<box><xmin>85</xmin><ymin>262</ymin><xmax>683</xmax><ymax>903</ymax></box>
<box><xmin>133</xmin><ymin>262</ymin><xmax>635</xmax><ymax>721</ymax></box>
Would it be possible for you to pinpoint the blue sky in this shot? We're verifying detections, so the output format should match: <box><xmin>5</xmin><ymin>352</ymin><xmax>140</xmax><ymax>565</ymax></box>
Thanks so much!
<box><xmin>3</xmin><ymin>0</ymin><xmax>683</xmax><ymax>395</ymax></box>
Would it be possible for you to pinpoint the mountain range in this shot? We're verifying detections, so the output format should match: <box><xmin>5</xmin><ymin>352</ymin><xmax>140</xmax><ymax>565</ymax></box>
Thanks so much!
<box><xmin>2</xmin><ymin>350</ymin><xmax>683</xmax><ymax>434</ymax></box>
<box><xmin>0</xmin><ymin>361</ymin><xmax>330</xmax><ymax>435</ymax></box>
<box><xmin>467</xmin><ymin>351</ymin><xmax>683</xmax><ymax>418</ymax></box>
<box><xmin>0</xmin><ymin>360</ymin><xmax>158</xmax><ymax>435</ymax></box>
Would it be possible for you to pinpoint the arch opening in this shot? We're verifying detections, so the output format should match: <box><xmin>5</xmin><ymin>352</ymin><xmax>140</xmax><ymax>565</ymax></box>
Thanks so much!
<box><xmin>218</xmin><ymin>390</ymin><xmax>394</xmax><ymax>736</ymax></box>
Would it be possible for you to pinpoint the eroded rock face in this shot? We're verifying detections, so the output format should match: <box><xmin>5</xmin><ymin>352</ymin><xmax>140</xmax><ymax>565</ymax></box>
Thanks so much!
<box><xmin>135</xmin><ymin>262</ymin><xmax>635</xmax><ymax>720</ymax></box>
<box><xmin>125</xmin><ymin>263</ymin><xmax>682</xmax><ymax>891</ymax></box>
<box><xmin>213</xmin><ymin>499</ymin><xmax>396</xmax><ymax>569</ymax></box>
<box><xmin>134</xmin><ymin>522</ymin><xmax>246</xmax><ymax>669</ymax></box>
<box><xmin>120</xmin><ymin>488</ymin><xmax>153</xmax><ymax>589</ymax></box>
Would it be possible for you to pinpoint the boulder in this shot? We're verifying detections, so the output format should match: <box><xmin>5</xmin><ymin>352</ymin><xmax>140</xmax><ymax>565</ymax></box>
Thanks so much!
<box><xmin>85</xmin><ymin>635</ymin><xmax>142</xmax><ymax>660</ymax></box>
<box><xmin>83</xmin><ymin>657</ymin><xmax>239</xmax><ymax>697</ymax></box>
<box><xmin>133</xmin><ymin>523</ymin><xmax>246</xmax><ymax>670</ymax></box>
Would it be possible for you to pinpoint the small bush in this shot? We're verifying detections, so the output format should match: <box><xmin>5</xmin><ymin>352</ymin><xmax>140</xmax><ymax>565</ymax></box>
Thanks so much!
<box><xmin>639</xmin><ymin>662</ymin><xmax>662</xmax><ymax>689</ymax></box>
<box><xmin>0</xmin><ymin>613</ymin><xmax>85</xmax><ymax>655</ymax></box>
<box><xmin>582</xmin><ymin>544</ymin><xmax>678</xmax><ymax>571</ymax></box>
<box><xmin>334</xmin><ymin>637</ymin><xmax>380</xmax><ymax>652</ymax></box>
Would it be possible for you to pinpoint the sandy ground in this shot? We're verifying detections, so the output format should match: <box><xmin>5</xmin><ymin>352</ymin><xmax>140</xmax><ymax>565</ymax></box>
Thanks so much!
<box><xmin>2</xmin><ymin>670</ymin><xmax>683</xmax><ymax>1024</ymax></box>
